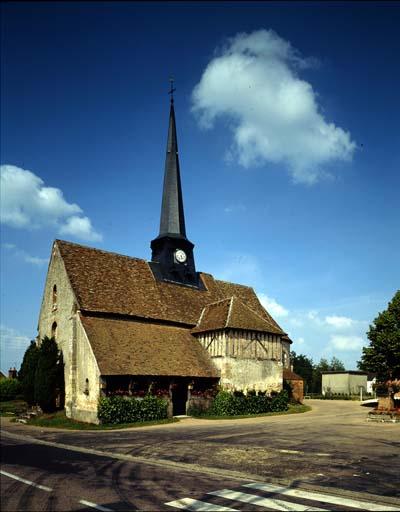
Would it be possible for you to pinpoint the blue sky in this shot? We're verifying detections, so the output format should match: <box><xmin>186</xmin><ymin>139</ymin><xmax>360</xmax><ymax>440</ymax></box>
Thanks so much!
<box><xmin>1</xmin><ymin>2</ymin><xmax>399</xmax><ymax>374</ymax></box>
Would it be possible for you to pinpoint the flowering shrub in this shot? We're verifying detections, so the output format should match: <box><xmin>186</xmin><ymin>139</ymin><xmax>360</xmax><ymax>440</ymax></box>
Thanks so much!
<box><xmin>98</xmin><ymin>394</ymin><xmax>168</xmax><ymax>424</ymax></box>
<box><xmin>374</xmin><ymin>380</ymin><xmax>400</xmax><ymax>396</ymax></box>
<box><xmin>151</xmin><ymin>388</ymin><xmax>170</xmax><ymax>397</ymax></box>
<box><xmin>190</xmin><ymin>388</ymin><xmax>215</xmax><ymax>398</ymax></box>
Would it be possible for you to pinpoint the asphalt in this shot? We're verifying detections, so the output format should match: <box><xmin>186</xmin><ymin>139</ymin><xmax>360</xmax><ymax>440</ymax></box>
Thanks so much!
<box><xmin>1</xmin><ymin>400</ymin><xmax>399</xmax><ymax>511</ymax></box>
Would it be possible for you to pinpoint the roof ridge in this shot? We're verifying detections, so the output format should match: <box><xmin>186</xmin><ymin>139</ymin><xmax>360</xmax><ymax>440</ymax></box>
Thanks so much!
<box><xmin>225</xmin><ymin>296</ymin><xmax>234</xmax><ymax>328</ymax></box>
<box><xmin>56</xmin><ymin>239</ymin><xmax>147</xmax><ymax>263</ymax></box>
<box><xmin>202</xmin><ymin>296</ymin><xmax>233</xmax><ymax>309</ymax></box>
<box><xmin>215</xmin><ymin>278</ymin><xmax>253</xmax><ymax>290</ymax></box>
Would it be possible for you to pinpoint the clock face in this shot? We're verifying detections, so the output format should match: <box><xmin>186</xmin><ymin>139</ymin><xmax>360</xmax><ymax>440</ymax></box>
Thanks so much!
<box><xmin>175</xmin><ymin>249</ymin><xmax>187</xmax><ymax>263</ymax></box>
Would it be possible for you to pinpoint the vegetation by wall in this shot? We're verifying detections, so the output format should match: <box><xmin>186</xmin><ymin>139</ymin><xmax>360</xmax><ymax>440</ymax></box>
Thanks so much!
<box><xmin>98</xmin><ymin>395</ymin><xmax>168</xmax><ymax>424</ymax></box>
<box><xmin>188</xmin><ymin>389</ymin><xmax>289</xmax><ymax>417</ymax></box>
<box><xmin>0</xmin><ymin>378</ymin><xmax>22</xmax><ymax>401</ymax></box>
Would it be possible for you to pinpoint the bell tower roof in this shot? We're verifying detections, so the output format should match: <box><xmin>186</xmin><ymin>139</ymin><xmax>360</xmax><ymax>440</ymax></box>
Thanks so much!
<box><xmin>158</xmin><ymin>84</ymin><xmax>186</xmax><ymax>239</ymax></box>
<box><xmin>150</xmin><ymin>81</ymin><xmax>201</xmax><ymax>288</ymax></box>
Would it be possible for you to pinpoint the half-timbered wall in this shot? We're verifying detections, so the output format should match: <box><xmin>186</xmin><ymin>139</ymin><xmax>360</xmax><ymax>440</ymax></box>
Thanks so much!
<box><xmin>196</xmin><ymin>329</ymin><xmax>283</xmax><ymax>393</ymax></box>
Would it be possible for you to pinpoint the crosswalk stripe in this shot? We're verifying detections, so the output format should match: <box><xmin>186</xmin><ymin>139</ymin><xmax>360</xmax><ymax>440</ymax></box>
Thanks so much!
<box><xmin>209</xmin><ymin>489</ymin><xmax>326</xmax><ymax>511</ymax></box>
<box><xmin>165</xmin><ymin>497</ymin><xmax>238</xmax><ymax>511</ymax></box>
<box><xmin>79</xmin><ymin>500</ymin><xmax>113</xmax><ymax>511</ymax></box>
<box><xmin>243</xmin><ymin>483</ymin><xmax>400</xmax><ymax>511</ymax></box>
<box><xmin>0</xmin><ymin>469</ymin><xmax>53</xmax><ymax>492</ymax></box>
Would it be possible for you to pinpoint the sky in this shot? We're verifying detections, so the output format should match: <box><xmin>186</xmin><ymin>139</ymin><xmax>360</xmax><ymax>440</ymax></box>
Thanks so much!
<box><xmin>1</xmin><ymin>1</ymin><xmax>399</xmax><ymax>374</ymax></box>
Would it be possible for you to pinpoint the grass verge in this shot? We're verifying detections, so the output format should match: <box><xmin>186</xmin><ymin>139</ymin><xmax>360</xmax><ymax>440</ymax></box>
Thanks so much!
<box><xmin>0</xmin><ymin>400</ymin><xmax>28</xmax><ymax>417</ymax></box>
<box><xmin>24</xmin><ymin>411</ymin><xmax>179</xmax><ymax>430</ymax></box>
<box><xmin>189</xmin><ymin>403</ymin><xmax>311</xmax><ymax>420</ymax></box>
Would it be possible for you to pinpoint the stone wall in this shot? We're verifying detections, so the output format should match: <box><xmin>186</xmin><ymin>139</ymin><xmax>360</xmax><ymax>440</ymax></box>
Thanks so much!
<box><xmin>37</xmin><ymin>243</ymin><xmax>77</xmax><ymax>418</ymax></box>
<box><xmin>38</xmin><ymin>242</ymin><xmax>101</xmax><ymax>424</ymax></box>
<box><xmin>212</xmin><ymin>357</ymin><xmax>282</xmax><ymax>393</ymax></box>
<box><xmin>71</xmin><ymin>318</ymin><xmax>101</xmax><ymax>424</ymax></box>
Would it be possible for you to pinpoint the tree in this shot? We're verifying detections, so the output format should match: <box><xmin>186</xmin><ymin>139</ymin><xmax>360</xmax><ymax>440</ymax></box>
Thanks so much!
<box><xmin>34</xmin><ymin>336</ymin><xmax>64</xmax><ymax>412</ymax></box>
<box><xmin>291</xmin><ymin>352</ymin><xmax>314</xmax><ymax>394</ymax></box>
<box><xmin>18</xmin><ymin>341</ymin><xmax>40</xmax><ymax>405</ymax></box>
<box><xmin>358</xmin><ymin>290</ymin><xmax>400</xmax><ymax>382</ymax></box>
<box><xmin>329</xmin><ymin>357</ymin><xmax>345</xmax><ymax>371</ymax></box>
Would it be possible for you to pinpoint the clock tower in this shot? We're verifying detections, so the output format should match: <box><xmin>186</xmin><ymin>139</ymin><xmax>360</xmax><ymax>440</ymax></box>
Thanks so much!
<box><xmin>150</xmin><ymin>88</ymin><xmax>201</xmax><ymax>288</ymax></box>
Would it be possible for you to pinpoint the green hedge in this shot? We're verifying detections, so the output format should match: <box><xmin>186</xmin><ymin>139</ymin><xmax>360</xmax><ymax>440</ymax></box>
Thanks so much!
<box><xmin>209</xmin><ymin>390</ymin><xmax>289</xmax><ymax>416</ymax></box>
<box><xmin>0</xmin><ymin>379</ymin><xmax>22</xmax><ymax>402</ymax></box>
<box><xmin>98</xmin><ymin>395</ymin><xmax>168</xmax><ymax>424</ymax></box>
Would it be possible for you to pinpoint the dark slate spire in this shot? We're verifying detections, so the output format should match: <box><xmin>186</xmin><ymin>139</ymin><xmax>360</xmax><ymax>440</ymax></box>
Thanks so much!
<box><xmin>158</xmin><ymin>99</ymin><xmax>187</xmax><ymax>238</ymax></box>
<box><xmin>150</xmin><ymin>83</ymin><xmax>202</xmax><ymax>289</ymax></box>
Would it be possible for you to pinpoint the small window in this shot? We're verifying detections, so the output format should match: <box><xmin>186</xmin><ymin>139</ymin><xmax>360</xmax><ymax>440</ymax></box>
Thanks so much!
<box><xmin>51</xmin><ymin>322</ymin><xmax>57</xmax><ymax>339</ymax></box>
<box><xmin>52</xmin><ymin>285</ymin><xmax>57</xmax><ymax>310</ymax></box>
<box><xmin>84</xmin><ymin>378</ymin><xmax>89</xmax><ymax>396</ymax></box>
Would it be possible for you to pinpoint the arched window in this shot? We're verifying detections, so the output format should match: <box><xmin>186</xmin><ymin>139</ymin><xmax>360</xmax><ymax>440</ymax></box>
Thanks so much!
<box><xmin>52</xmin><ymin>285</ymin><xmax>57</xmax><ymax>310</ymax></box>
<box><xmin>51</xmin><ymin>321</ymin><xmax>57</xmax><ymax>339</ymax></box>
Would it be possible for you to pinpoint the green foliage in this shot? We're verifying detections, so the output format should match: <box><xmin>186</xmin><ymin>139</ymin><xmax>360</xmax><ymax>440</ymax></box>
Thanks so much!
<box><xmin>18</xmin><ymin>340</ymin><xmax>40</xmax><ymax>405</ymax></box>
<box><xmin>291</xmin><ymin>352</ymin><xmax>314</xmax><ymax>393</ymax></box>
<box><xmin>209</xmin><ymin>390</ymin><xmax>289</xmax><ymax>416</ymax></box>
<box><xmin>98</xmin><ymin>394</ymin><xmax>168</xmax><ymax>424</ymax></box>
<box><xmin>358</xmin><ymin>290</ymin><xmax>400</xmax><ymax>381</ymax></box>
<box><xmin>0</xmin><ymin>378</ymin><xmax>22</xmax><ymax>401</ymax></box>
<box><xmin>330</xmin><ymin>357</ymin><xmax>346</xmax><ymax>371</ymax></box>
<box><xmin>34</xmin><ymin>336</ymin><xmax>64</xmax><ymax>412</ymax></box>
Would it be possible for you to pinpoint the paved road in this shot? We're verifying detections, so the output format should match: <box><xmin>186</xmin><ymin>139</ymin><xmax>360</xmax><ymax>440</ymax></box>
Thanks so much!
<box><xmin>1</xmin><ymin>400</ymin><xmax>399</xmax><ymax>511</ymax></box>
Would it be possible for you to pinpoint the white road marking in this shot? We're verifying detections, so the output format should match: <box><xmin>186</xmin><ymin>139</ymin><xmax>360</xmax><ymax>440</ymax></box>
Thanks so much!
<box><xmin>244</xmin><ymin>482</ymin><xmax>400</xmax><ymax>511</ymax></box>
<box><xmin>79</xmin><ymin>499</ymin><xmax>113</xmax><ymax>511</ymax></box>
<box><xmin>0</xmin><ymin>469</ymin><xmax>52</xmax><ymax>492</ymax></box>
<box><xmin>208</xmin><ymin>489</ymin><xmax>326</xmax><ymax>511</ymax></box>
<box><xmin>165</xmin><ymin>497</ymin><xmax>238</xmax><ymax>511</ymax></box>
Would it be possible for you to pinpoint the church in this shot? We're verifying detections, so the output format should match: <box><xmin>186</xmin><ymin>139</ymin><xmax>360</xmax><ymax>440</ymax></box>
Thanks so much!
<box><xmin>37</xmin><ymin>93</ymin><xmax>298</xmax><ymax>423</ymax></box>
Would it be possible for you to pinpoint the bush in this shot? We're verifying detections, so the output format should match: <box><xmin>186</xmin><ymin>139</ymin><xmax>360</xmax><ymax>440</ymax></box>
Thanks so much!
<box><xmin>0</xmin><ymin>379</ymin><xmax>22</xmax><ymax>401</ymax></box>
<box><xmin>18</xmin><ymin>341</ymin><xmax>40</xmax><ymax>405</ymax></box>
<box><xmin>98</xmin><ymin>394</ymin><xmax>168</xmax><ymax>424</ymax></box>
<box><xmin>209</xmin><ymin>389</ymin><xmax>289</xmax><ymax>416</ymax></box>
<box><xmin>34</xmin><ymin>336</ymin><xmax>64</xmax><ymax>412</ymax></box>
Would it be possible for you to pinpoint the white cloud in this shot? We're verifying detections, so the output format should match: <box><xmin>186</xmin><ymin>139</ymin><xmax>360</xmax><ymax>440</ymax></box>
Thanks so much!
<box><xmin>2</xmin><ymin>243</ymin><xmax>48</xmax><ymax>266</ymax></box>
<box><xmin>192</xmin><ymin>29</ymin><xmax>356</xmax><ymax>184</ymax></box>
<box><xmin>59</xmin><ymin>216</ymin><xmax>102</xmax><ymax>242</ymax></box>
<box><xmin>0</xmin><ymin>325</ymin><xmax>31</xmax><ymax>351</ymax></box>
<box><xmin>224</xmin><ymin>203</ymin><xmax>247</xmax><ymax>214</ymax></box>
<box><xmin>258</xmin><ymin>293</ymin><xmax>289</xmax><ymax>317</ymax></box>
<box><xmin>296</xmin><ymin>336</ymin><xmax>305</xmax><ymax>345</ymax></box>
<box><xmin>325</xmin><ymin>315</ymin><xmax>354</xmax><ymax>329</ymax></box>
<box><xmin>330</xmin><ymin>335</ymin><xmax>364</xmax><ymax>351</ymax></box>
<box><xmin>0</xmin><ymin>165</ymin><xmax>102</xmax><ymax>242</ymax></box>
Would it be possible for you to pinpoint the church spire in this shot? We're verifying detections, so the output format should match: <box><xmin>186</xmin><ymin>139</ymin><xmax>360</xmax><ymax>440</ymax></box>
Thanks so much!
<box><xmin>150</xmin><ymin>82</ymin><xmax>201</xmax><ymax>288</ymax></box>
<box><xmin>158</xmin><ymin>88</ymin><xmax>186</xmax><ymax>238</ymax></box>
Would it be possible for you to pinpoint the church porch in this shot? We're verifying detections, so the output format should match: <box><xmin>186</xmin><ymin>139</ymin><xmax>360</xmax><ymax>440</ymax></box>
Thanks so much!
<box><xmin>100</xmin><ymin>375</ymin><xmax>219</xmax><ymax>416</ymax></box>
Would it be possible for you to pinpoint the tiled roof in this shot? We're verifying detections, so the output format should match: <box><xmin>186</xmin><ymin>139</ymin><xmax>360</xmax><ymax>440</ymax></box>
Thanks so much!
<box><xmin>192</xmin><ymin>297</ymin><xmax>283</xmax><ymax>334</ymax></box>
<box><xmin>56</xmin><ymin>240</ymin><xmax>284</xmax><ymax>334</ymax></box>
<box><xmin>81</xmin><ymin>314</ymin><xmax>219</xmax><ymax>378</ymax></box>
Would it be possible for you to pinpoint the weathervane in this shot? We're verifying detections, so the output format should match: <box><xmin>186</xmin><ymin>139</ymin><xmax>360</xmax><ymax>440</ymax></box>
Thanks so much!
<box><xmin>168</xmin><ymin>77</ymin><xmax>176</xmax><ymax>103</ymax></box>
